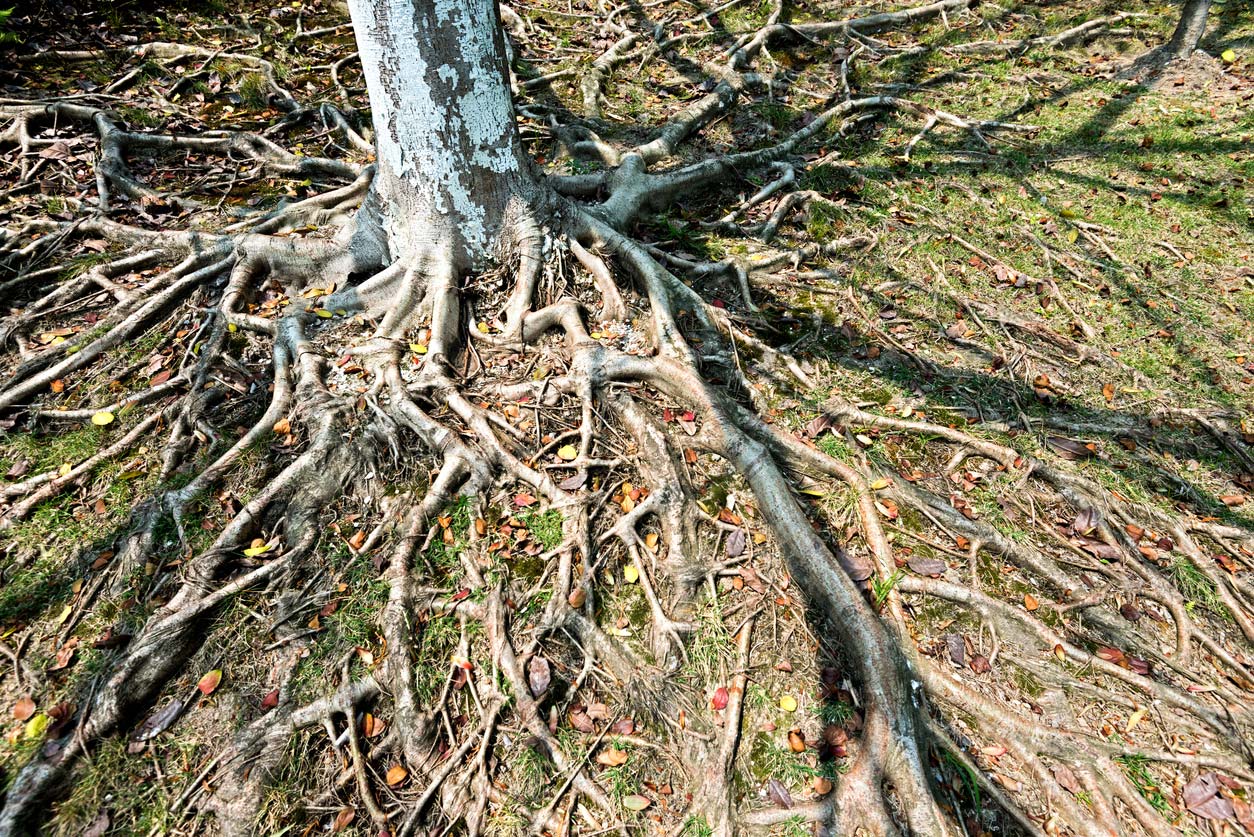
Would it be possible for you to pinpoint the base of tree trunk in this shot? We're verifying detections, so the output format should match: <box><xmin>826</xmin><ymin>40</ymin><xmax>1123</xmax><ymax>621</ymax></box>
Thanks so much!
<box><xmin>1</xmin><ymin>3</ymin><xmax>1251</xmax><ymax>837</ymax></box>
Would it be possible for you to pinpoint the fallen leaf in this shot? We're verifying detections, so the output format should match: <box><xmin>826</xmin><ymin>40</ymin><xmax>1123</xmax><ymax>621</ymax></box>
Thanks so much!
<box><xmin>197</xmin><ymin>669</ymin><xmax>222</xmax><ymax>695</ymax></box>
<box><xmin>787</xmin><ymin>729</ymin><xmax>806</xmax><ymax>752</ymax></box>
<box><xmin>91</xmin><ymin>411</ymin><xmax>114</xmax><ymax>426</ymax></box>
<box><xmin>711</xmin><ymin>686</ymin><xmax>729</xmax><ymax>710</ymax></box>
<box><xmin>362</xmin><ymin>714</ymin><xmax>386</xmax><ymax>737</ymax></box>
<box><xmin>24</xmin><ymin>713</ymin><xmax>50</xmax><ymax>740</ymax></box>
<box><xmin>907</xmin><ymin>556</ymin><xmax>946</xmax><ymax>576</ymax></box>
<box><xmin>514</xmin><ymin>493</ymin><xmax>537</xmax><ymax>507</ymax></box>
<box><xmin>779</xmin><ymin>695</ymin><xmax>798</xmax><ymax>712</ymax></box>
<box><xmin>132</xmin><ymin>698</ymin><xmax>184</xmax><ymax>743</ymax></box>
<box><xmin>528</xmin><ymin>655</ymin><xmax>551</xmax><ymax>697</ymax></box>
<box><xmin>1023</xmin><ymin>594</ymin><xmax>1040</xmax><ymax>611</ymax></box>
<box><xmin>597</xmin><ymin>748</ymin><xmax>629</xmax><ymax>767</ymax></box>
<box><xmin>622</xmin><ymin>794</ymin><xmax>651</xmax><ymax>812</ymax></box>
<box><xmin>766</xmin><ymin>778</ymin><xmax>794</xmax><ymax>808</ymax></box>
<box><xmin>557</xmin><ymin>444</ymin><xmax>578</xmax><ymax>461</ymax></box>
<box><xmin>1052</xmin><ymin>763</ymin><xmax>1081</xmax><ymax>794</ymax></box>
<box><xmin>272</xmin><ymin>417</ymin><xmax>291</xmax><ymax>435</ymax></box>
<box><xmin>12</xmin><ymin>696</ymin><xmax>36</xmax><ymax>721</ymax></box>
<box><xmin>1046</xmin><ymin>436</ymin><xmax>1096</xmax><ymax>460</ymax></box>
<box><xmin>726</xmin><ymin>528</ymin><xmax>746</xmax><ymax>558</ymax></box>
<box><xmin>1183</xmin><ymin>773</ymin><xmax>1235</xmax><ymax>820</ymax></box>
<box><xmin>331</xmin><ymin>807</ymin><xmax>356</xmax><ymax>832</ymax></box>
<box><xmin>623</xmin><ymin>565</ymin><xmax>640</xmax><ymax>584</ymax></box>
<box><xmin>243</xmin><ymin>539</ymin><xmax>272</xmax><ymax>558</ymax></box>
<box><xmin>558</xmin><ymin>472</ymin><xmax>587</xmax><ymax>490</ymax></box>
<box><xmin>944</xmin><ymin>634</ymin><xmax>965</xmax><ymax>666</ymax></box>
<box><xmin>386</xmin><ymin>764</ymin><xmax>408</xmax><ymax>786</ymax></box>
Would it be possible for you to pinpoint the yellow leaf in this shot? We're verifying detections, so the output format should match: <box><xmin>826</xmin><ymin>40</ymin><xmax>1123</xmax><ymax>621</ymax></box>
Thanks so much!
<box><xmin>58</xmin><ymin>463</ymin><xmax>72</xmax><ymax>477</ymax></box>
<box><xmin>1221</xmin><ymin>49</ymin><xmax>1237</xmax><ymax>63</ymax></box>
<box><xmin>870</xmin><ymin>478</ymin><xmax>891</xmax><ymax>490</ymax></box>
<box><xmin>24</xmin><ymin>713</ymin><xmax>50</xmax><ymax>740</ymax></box>
<box><xmin>409</xmin><ymin>343</ymin><xmax>428</xmax><ymax>355</ymax></box>
<box><xmin>623</xmin><ymin>565</ymin><xmax>640</xmax><ymax>584</ymax></box>
<box><xmin>91</xmin><ymin>411</ymin><xmax>115</xmax><ymax>426</ymax></box>
<box><xmin>1066</xmin><ymin>228</ymin><xmax>1079</xmax><ymax>244</ymax></box>
<box><xmin>243</xmin><ymin>541</ymin><xmax>273</xmax><ymax>558</ymax></box>
<box><xmin>643</xmin><ymin>532</ymin><xmax>659</xmax><ymax>553</ymax></box>
<box><xmin>1126</xmin><ymin>705</ymin><xmax>1148</xmax><ymax>733</ymax></box>
<box><xmin>313</xmin><ymin>309</ymin><xmax>332</xmax><ymax>318</ymax></box>
<box><xmin>477</xmin><ymin>322</ymin><xmax>489</xmax><ymax>333</ymax></box>
<box><xmin>52</xmin><ymin>605</ymin><xmax>72</xmax><ymax>626</ymax></box>
<box><xmin>227</xmin><ymin>322</ymin><xmax>238</xmax><ymax>332</ymax></box>
<box><xmin>779</xmin><ymin>695</ymin><xmax>798</xmax><ymax>712</ymax></box>
<box><xmin>557</xmin><ymin>444</ymin><xmax>578</xmax><ymax>461</ymax></box>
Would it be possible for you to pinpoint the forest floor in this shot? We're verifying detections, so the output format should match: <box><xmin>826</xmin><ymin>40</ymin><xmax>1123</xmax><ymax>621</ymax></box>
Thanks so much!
<box><xmin>0</xmin><ymin>0</ymin><xmax>1252</xmax><ymax>835</ymax></box>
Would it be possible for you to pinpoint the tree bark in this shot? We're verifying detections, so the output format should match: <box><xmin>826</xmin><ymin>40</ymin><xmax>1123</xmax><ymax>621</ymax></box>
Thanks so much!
<box><xmin>1165</xmin><ymin>0</ymin><xmax>1211</xmax><ymax>61</ymax></box>
<box><xmin>347</xmin><ymin>0</ymin><xmax>531</xmax><ymax>267</ymax></box>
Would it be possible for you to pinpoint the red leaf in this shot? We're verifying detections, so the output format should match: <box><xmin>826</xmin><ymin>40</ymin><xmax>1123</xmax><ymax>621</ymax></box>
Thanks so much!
<box><xmin>710</xmin><ymin>686</ymin><xmax>729</xmax><ymax>711</ymax></box>
<box><xmin>514</xmin><ymin>493</ymin><xmax>537</xmax><ymax>507</ymax></box>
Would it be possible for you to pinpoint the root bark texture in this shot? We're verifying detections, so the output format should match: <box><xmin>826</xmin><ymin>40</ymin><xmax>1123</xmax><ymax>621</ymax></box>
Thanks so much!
<box><xmin>1</xmin><ymin>2</ymin><xmax>1251</xmax><ymax>837</ymax></box>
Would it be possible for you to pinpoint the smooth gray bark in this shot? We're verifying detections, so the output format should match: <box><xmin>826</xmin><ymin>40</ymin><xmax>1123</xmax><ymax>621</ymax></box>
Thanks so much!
<box><xmin>347</xmin><ymin>0</ymin><xmax>531</xmax><ymax>265</ymax></box>
<box><xmin>1165</xmin><ymin>0</ymin><xmax>1211</xmax><ymax>60</ymax></box>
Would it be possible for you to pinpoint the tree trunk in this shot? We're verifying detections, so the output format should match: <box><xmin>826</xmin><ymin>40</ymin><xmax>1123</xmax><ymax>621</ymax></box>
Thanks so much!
<box><xmin>1165</xmin><ymin>0</ymin><xmax>1211</xmax><ymax>61</ymax></box>
<box><xmin>347</xmin><ymin>0</ymin><xmax>531</xmax><ymax>267</ymax></box>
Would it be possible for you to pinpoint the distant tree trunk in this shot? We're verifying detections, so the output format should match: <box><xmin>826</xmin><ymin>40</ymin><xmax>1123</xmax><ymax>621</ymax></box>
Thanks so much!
<box><xmin>1165</xmin><ymin>0</ymin><xmax>1211</xmax><ymax>61</ymax></box>
<box><xmin>347</xmin><ymin>0</ymin><xmax>532</xmax><ymax>267</ymax></box>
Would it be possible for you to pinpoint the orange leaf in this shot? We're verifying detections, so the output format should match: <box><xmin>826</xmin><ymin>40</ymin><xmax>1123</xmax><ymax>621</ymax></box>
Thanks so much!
<box><xmin>596</xmin><ymin>748</ymin><xmax>629</xmax><ymax>767</ymax></box>
<box><xmin>197</xmin><ymin>669</ymin><xmax>223</xmax><ymax>695</ymax></box>
<box><xmin>331</xmin><ymin>807</ymin><xmax>356</xmax><ymax>832</ymax></box>
<box><xmin>1023</xmin><ymin>594</ymin><xmax>1039</xmax><ymax>611</ymax></box>
<box><xmin>385</xmin><ymin>764</ymin><xmax>408</xmax><ymax>786</ymax></box>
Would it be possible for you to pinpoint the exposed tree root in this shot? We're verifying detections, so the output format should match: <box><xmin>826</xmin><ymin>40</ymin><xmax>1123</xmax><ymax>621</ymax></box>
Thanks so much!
<box><xmin>1</xmin><ymin>2</ymin><xmax>1252</xmax><ymax>837</ymax></box>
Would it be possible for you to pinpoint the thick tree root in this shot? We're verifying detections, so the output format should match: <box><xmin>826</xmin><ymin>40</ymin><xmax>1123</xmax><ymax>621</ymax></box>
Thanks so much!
<box><xmin>2</xmin><ymin>3</ymin><xmax>1251</xmax><ymax>837</ymax></box>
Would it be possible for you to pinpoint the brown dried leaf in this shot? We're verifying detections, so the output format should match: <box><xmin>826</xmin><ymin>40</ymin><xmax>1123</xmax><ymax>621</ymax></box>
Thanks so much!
<box><xmin>1052</xmin><ymin>763</ymin><xmax>1081</xmax><ymax>794</ymax></box>
<box><xmin>12</xmin><ymin>696</ymin><xmax>35</xmax><ymax>721</ymax></box>
<box><xmin>597</xmin><ymin>747</ymin><xmax>629</xmax><ymax>767</ymax></box>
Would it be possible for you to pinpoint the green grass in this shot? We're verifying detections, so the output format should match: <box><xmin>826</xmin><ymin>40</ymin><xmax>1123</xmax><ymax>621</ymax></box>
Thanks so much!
<box><xmin>1114</xmin><ymin>752</ymin><xmax>1177</xmax><ymax>822</ymax></box>
<box><xmin>519</xmin><ymin>508</ymin><xmax>563</xmax><ymax>551</ymax></box>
